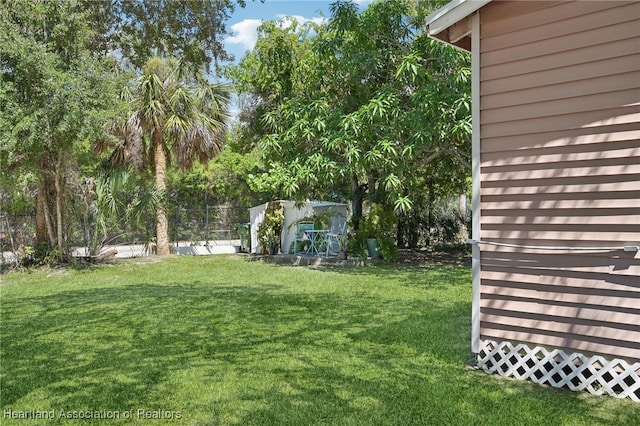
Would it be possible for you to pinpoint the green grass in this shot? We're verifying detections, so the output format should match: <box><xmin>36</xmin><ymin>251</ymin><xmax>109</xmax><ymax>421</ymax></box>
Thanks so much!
<box><xmin>1</xmin><ymin>256</ymin><xmax>638</xmax><ymax>425</ymax></box>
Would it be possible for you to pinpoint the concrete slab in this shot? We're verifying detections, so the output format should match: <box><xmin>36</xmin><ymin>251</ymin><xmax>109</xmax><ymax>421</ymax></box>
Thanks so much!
<box><xmin>248</xmin><ymin>254</ymin><xmax>380</xmax><ymax>267</ymax></box>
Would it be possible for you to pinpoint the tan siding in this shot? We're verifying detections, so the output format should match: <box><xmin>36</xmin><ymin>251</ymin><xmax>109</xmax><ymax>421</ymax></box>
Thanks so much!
<box><xmin>481</xmin><ymin>107</ymin><xmax>638</xmax><ymax>139</ymax></box>
<box><xmin>481</xmin><ymin>124</ymin><xmax>639</xmax><ymax>152</ymax></box>
<box><xmin>482</xmin><ymin>18</ymin><xmax>640</xmax><ymax>68</ymax></box>
<box><xmin>481</xmin><ymin>163</ymin><xmax>639</xmax><ymax>181</ymax></box>
<box><xmin>482</xmin><ymin>55</ymin><xmax>639</xmax><ymax>96</ymax></box>
<box><xmin>480</xmin><ymin>326</ymin><xmax>640</xmax><ymax>361</ymax></box>
<box><xmin>481</xmin><ymin>210</ymin><xmax>640</xmax><ymax>225</ymax></box>
<box><xmin>483</xmin><ymin>140</ymin><xmax>640</xmax><ymax>166</ymax></box>
<box><xmin>481</xmin><ymin>3</ymin><xmax>640</xmax><ymax>65</ymax></box>
<box><xmin>482</xmin><ymin>37</ymin><xmax>639</xmax><ymax>82</ymax></box>
<box><xmin>482</xmin><ymin>90</ymin><xmax>639</xmax><ymax>125</ymax></box>
<box><xmin>481</xmin><ymin>70</ymin><xmax>639</xmax><ymax>110</ymax></box>
<box><xmin>482</xmin><ymin>3</ymin><xmax>638</xmax><ymax>52</ymax></box>
<box><xmin>481</xmin><ymin>284</ymin><xmax>640</xmax><ymax>310</ymax></box>
<box><xmin>481</xmin><ymin>1</ymin><xmax>608</xmax><ymax>38</ymax></box>
<box><xmin>482</xmin><ymin>268</ymin><xmax>640</xmax><ymax>291</ymax></box>
<box><xmin>478</xmin><ymin>1</ymin><xmax>640</xmax><ymax>362</ymax></box>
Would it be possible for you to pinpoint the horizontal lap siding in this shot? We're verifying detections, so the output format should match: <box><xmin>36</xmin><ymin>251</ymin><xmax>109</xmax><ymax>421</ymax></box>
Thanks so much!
<box><xmin>479</xmin><ymin>1</ymin><xmax>640</xmax><ymax>361</ymax></box>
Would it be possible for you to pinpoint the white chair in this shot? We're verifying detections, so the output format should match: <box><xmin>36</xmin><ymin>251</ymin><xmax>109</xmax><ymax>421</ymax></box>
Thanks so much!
<box><xmin>325</xmin><ymin>223</ymin><xmax>346</xmax><ymax>257</ymax></box>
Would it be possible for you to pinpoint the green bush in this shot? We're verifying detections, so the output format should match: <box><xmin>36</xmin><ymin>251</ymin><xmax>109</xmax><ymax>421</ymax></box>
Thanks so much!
<box><xmin>347</xmin><ymin>228</ymin><xmax>369</xmax><ymax>259</ymax></box>
<box><xmin>377</xmin><ymin>236</ymin><xmax>398</xmax><ymax>262</ymax></box>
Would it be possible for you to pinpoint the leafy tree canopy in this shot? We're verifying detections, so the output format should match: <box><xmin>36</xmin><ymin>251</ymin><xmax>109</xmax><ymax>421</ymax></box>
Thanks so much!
<box><xmin>1</xmin><ymin>0</ymin><xmax>246</xmax><ymax>259</ymax></box>
<box><xmin>84</xmin><ymin>0</ymin><xmax>254</xmax><ymax>72</ymax></box>
<box><xmin>0</xmin><ymin>0</ymin><xmax>125</xmax><ymax>255</ymax></box>
<box><xmin>228</xmin><ymin>0</ymin><xmax>470</xmax><ymax>229</ymax></box>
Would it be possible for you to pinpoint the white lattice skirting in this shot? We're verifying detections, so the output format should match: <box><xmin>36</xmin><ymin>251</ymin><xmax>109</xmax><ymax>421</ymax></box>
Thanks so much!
<box><xmin>477</xmin><ymin>340</ymin><xmax>640</xmax><ymax>402</ymax></box>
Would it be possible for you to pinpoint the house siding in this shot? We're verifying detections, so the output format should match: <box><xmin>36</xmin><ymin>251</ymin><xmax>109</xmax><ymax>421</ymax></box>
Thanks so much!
<box><xmin>478</xmin><ymin>1</ymin><xmax>640</xmax><ymax>362</ymax></box>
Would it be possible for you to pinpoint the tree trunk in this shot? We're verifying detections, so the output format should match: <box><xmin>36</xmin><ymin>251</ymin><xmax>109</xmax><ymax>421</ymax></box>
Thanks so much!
<box><xmin>153</xmin><ymin>129</ymin><xmax>170</xmax><ymax>256</ymax></box>
<box><xmin>396</xmin><ymin>213</ymin><xmax>405</xmax><ymax>249</ymax></box>
<box><xmin>351</xmin><ymin>175</ymin><xmax>364</xmax><ymax>231</ymax></box>
<box><xmin>408</xmin><ymin>213</ymin><xmax>419</xmax><ymax>249</ymax></box>
<box><xmin>426</xmin><ymin>187</ymin><xmax>433</xmax><ymax>248</ymax></box>
<box><xmin>43</xmin><ymin>192</ymin><xmax>56</xmax><ymax>248</ymax></box>
<box><xmin>367</xmin><ymin>176</ymin><xmax>377</xmax><ymax>203</ymax></box>
<box><xmin>54</xmin><ymin>149</ymin><xmax>65</xmax><ymax>258</ymax></box>
<box><xmin>35</xmin><ymin>176</ymin><xmax>49</xmax><ymax>248</ymax></box>
<box><xmin>36</xmin><ymin>156</ymin><xmax>56</xmax><ymax>250</ymax></box>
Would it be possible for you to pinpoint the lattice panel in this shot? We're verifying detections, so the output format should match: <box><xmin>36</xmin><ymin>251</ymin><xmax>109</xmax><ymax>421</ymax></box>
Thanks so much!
<box><xmin>477</xmin><ymin>340</ymin><xmax>640</xmax><ymax>402</ymax></box>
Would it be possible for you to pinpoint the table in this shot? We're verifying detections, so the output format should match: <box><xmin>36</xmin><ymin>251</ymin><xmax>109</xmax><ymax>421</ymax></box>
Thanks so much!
<box><xmin>303</xmin><ymin>229</ymin><xmax>329</xmax><ymax>255</ymax></box>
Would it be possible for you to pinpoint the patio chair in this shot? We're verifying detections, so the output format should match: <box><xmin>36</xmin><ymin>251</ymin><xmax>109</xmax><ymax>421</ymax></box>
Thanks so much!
<box><xmin>293</xmin><ymin>221</ymin><xmax>315</xmax><ymax>254</ymax></box>
<box><xmin>325</xmin><ymin>222</ymin><xmax>346</xmax><ymax>258</ymax></box>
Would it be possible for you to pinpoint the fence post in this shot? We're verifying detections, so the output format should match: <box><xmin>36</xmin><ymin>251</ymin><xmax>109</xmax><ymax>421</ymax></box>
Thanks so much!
<box><xmin>205</xmin><ymin>205</ymin><xmax>209</xmax><ymax>245</ymax></box>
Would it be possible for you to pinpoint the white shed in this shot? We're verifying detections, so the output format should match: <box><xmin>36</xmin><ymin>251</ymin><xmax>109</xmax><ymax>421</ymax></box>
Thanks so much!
<box><xmin>249</xmin><ymin>200</ymin><xmax>348</xmax><ymax>254</ymax></box>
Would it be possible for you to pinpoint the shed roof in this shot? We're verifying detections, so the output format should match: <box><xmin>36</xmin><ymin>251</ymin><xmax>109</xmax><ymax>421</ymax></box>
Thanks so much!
<box><xmin>424</xmin><ymin>0</ymin><xmax>491</xmax><ymax>51</ymax></box>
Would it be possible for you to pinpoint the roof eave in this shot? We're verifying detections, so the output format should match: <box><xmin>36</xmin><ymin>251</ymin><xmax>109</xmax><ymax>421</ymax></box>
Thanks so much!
<box><xmin>424</xmin><ymin>0</ymin><xmax>492</xmax><ymax>51</ymax></box>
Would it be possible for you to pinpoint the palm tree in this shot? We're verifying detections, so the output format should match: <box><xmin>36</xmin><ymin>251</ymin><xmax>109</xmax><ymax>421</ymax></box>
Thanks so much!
<box><xmin>100</xmin><ymin>57</ymin><xmax>230</xmax><ymax>255</ymax></box>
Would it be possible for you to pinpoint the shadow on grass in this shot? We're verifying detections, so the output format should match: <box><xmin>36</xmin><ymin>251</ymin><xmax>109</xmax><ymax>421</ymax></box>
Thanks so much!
<box><xmin>2</xmin><ymin>267</ymin><xmax>638</xmax><ymax>425</ymax></box>
<box><xmin>319</xmin><ymin>263</ymin><xmax>472</xmax><ymax>291</ymax></box>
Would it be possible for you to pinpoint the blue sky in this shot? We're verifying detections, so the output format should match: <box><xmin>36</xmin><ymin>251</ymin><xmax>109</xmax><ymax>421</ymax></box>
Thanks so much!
<box><xmin>222</xmin><ymin>1</ymin><xmax>373</xmax><ymax>118</ymax></box>
<box><xmin>224</xmin><ymin>0</ymin><xmax>373</xmax><ymax>63</ymax></box>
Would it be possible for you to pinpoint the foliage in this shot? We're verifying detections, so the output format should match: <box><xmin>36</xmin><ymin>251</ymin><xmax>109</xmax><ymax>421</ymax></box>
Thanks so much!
<box><xmin>361</xmin><ymin>203</ymin><xmax>398</xmax><ymax>261</ymax></box>
<box><xmin>374</xmin><ymin>236</ymin><xmax>396</xmax><ymax>262</ymax></box>
<box><xmin>3</xmin><ymin>257</ymin><xmax>639</xmax><ymax>424</ymax></box>
<box><xmin>0</xmin><ymin>0</ymin><xmax>124</xmax><ymax>261</ymax></box>
<box><xmin>228</xmin><ymin>0</ymin><xmax>471</xmax><ymax>236</ymax></box>
<box><xmin>77</xmin><ymin>169</ymin><xmax>162</xmax><ymax>255</ymax></box>
<box><xmin>98</xmin><ymin>56</ymin><xmax>230</xmax><ymax>255</ymax></box>
<box><xmin>347</xmin><ymin>228</ymin><xmax>369</xmax><ymax>259</ymax></box>
<box><xmin>167</xmin><ymin>134</ymin><xmax>263</xmax><ymax>209</ymax></box>
<box><xmin>257</xmin><ymin>204</ymin><xmax>284</xmax><ymax>252</ymax></box>
<box><xmin>82</xmin><ymin>0</ymin><xmax>251</xmax><ymax>72</ymax></box>
<box><xmin>1</xmin><ymin>0</ymin><xmax>248</xmax><ymax>263</ymax></box>
<box><xmin>362</xmin><ymin>203</ymin><xmax>396</xmax><ymax>239</ymax></box>
<box><xmin>348</xmin><ymin>208</ymin><xmax>398</xmax><ymax>261</ymax></box>
<box><xmin>397</xmin><ymin>194</ymin><xmax>470</xmax><ymax>249</ymax></box>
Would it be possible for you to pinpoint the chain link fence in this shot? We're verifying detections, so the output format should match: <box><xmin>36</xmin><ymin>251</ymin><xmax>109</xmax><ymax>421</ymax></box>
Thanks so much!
<box><xmin>1</xmin><ymin>212</ymin><xmax>36</xmax><ymax>252</ymax></box>
<box><xmin>1</xmin><ymin>205</ymin><xmax>250</xmax><ymax>254</ymax></box>
<box><xmin>3</xmin><ymin>201</ymin><xmax>469</xmax><ymax>258</ymax></box>
<box><xmin>170</xmin><ymin>205</ymin><xmax>248</xmax><ymax>244</ymax></box>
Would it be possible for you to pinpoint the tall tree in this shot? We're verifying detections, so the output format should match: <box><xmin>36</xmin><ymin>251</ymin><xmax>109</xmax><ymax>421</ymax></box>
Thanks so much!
<box><xmin>99</xmin><ymin>57</ymin><xmax>230</xmax><ymax>255</ymax></box>
<box><xmin>83</xmin><ymin>0</ymin><xmax>252</xmax><ymax>72</ymax></box>
<box><xmin>1</xmin><ymin>0</ymin><xmax>251</xmax><ymax>261</ymax></box>
<box><xmin>229</xmin><ymin>0</ymin><xmax>470</xmax><ymax>232</ymax></box>
<box><xmin>0</xmin><ymin>0</ymin><xmax>122</xmax><ymax>258</ymax></box>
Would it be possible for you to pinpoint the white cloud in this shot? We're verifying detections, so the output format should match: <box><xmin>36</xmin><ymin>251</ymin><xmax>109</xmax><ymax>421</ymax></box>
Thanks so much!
<box><xmin>226</xmin><ymin>19</ymin><xmax>263</xmax><ymax>50</ymax></box>
<box><xmin>225</xmin><ymin>15</ymin><xmax>327</xmax><ymax>52</ymax></box>
<box><xmin>276</xmin><ymin>14</ymin><xmax>327</xmax><ymax>29</ymax></box>
<box><xmin>354</xmin><ymin>0</ymin><xmax>373</xmax><ymax>5</ymax></box>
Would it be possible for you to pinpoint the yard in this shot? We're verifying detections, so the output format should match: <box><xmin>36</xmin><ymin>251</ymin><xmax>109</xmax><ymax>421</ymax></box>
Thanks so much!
<box><xmin>1</xmin><ymin>256</ymin><xmax>638</xmax><ymax>425</ymax></box>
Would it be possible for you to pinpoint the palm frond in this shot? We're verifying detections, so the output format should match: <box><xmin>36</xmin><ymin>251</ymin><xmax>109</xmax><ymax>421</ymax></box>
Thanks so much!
<box><xmin>168</xmin><ymin>86</ymin><xmax>194</xmax><ymax>116</ymax></box>
<box><xmin>103</xmin><ymin>57</ymin><xmax>231</xmax><ymax>176</ymax></box>
<box><xmin>125</xmin><ymin>112</ymin><xmax>145</xmax><ymax>170</ymax></box>
<box><xmin>94</xmin><ymin>121</ymin><xmax>123</xmax><ymax>156</ymax></box>
<box><xmin>165</xmin><ymin>114</ymin><xmax>190</xmax><ymax>137</ymax></box>
<box><xmin>175</xmin><ymin>117</ymin><xmax>226</xmax><ymax>170</ymax></box>
<box><xmin>196</xmin><ymin>82</ymin><xmax>232</xmax><ymax>121</ymax></box>
<box><xmin>130</xmin><ymin>186</ymin><xmax>164</xmax><ymax>223</ymax></box>
<box><xmin>103</xmin><ymin>112</ymin><xmax>146</xmax><ymax>171</ymax></box>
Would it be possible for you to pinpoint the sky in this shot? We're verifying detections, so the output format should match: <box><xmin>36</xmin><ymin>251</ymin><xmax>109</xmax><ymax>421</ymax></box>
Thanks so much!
<box><xmin>224</xmin><ymin>0</ymin><xmax>373</xmax><ymax>64</ymax></box>
<box><xmin>221</xmin><ymin>1</ymin><xmax>373</xmax><ymax>118</ymax></box>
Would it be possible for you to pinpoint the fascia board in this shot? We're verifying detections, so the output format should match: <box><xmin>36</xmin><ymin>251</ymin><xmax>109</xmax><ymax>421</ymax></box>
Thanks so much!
<box><xmin>425</xmin><ymin>0</ymin><xmax>491</xmax><ymax>36</ymax></box>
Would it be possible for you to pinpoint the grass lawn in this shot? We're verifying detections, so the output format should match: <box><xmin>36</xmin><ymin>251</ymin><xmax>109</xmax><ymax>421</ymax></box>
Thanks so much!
<box><xmin>1</xmin><ymin>255</ymin><xmax>638</xmax><ymax>425</ymax></box>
